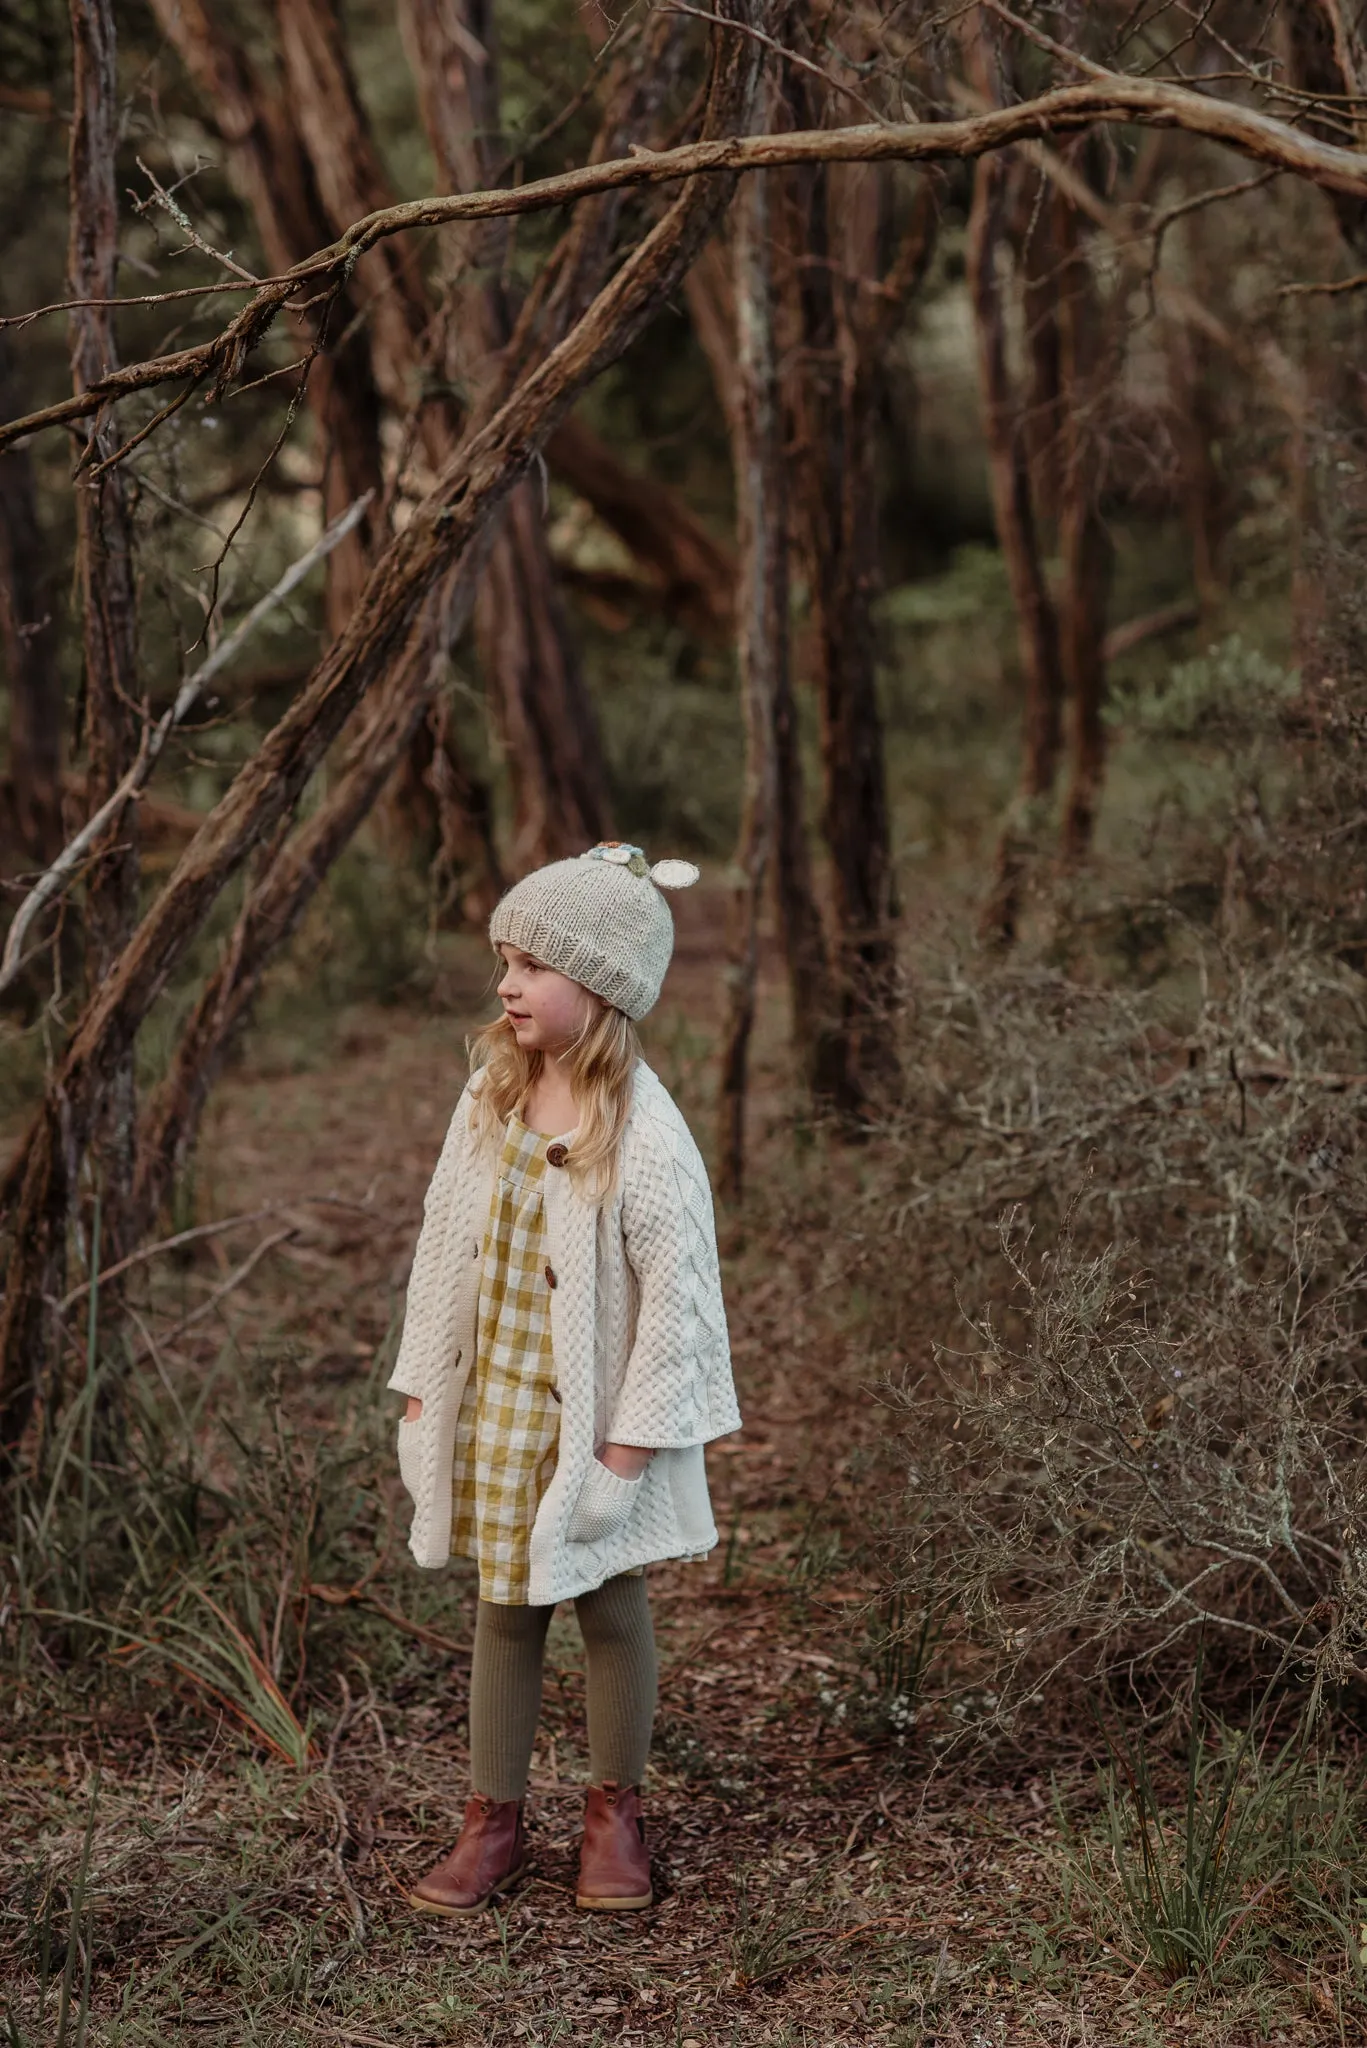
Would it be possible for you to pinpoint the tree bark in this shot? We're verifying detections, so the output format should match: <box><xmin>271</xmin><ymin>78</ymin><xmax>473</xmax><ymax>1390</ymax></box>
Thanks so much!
<box><xmin>970</xmin><ymin>148</ymin><xmax>1064</xmax><ymax>947</ymax></box>
<box><xmin>275</xmin><ymin>0</ymin><xmax>444</xmax><ymax>445</ymax></box>
<box><xmin>145</xmin><ymin>0</ymin><xmax>379</xmax><ymax>635</ymax></box>
<box><xmin>1285</xmin><ymin>1</ymin><xmax>1367</xmax><ymax>255</ymax></box>
<box><xmin>717</xmin><ymin>155</ymin><xmax>784</xmax><ymax>1201</ymax></box>
<box><xmin>146</xmin><ymin>0</ymin><xmax>383</xmax><ymax>638</ymax></box>
<box><xmin>68</xmin><ymin>0</ymin><xmax>141</xmax><ymax>1296</ymax></box>
<box><xmin>685</xmin><ymin>233</ymin><xmax>741</xmax><ymax>434</ymax></box>
<box><xmin>154</xmin><ymin>0</ymin><xmax>495</xmax><ymax>871</ymax></box>
<box><xmin>0</xmin><ymin>344</ymin><xmax>62</xmax><ymax>872</ymax></box>
<box><xmin>1055</xmin><ymin>177</ymin><xmax>1113</xmax><ymax>862</ymax></box>
<box><xmin>132</xmin><ymin>609</ymin><xmax>457</xmax><ymax>1233</ymax></box>
<box><xmin>476</xmin><ymin>480</ymin><xmax>611</xmax><ymax>867</ymax></box>
<box><xmin>292</xmin><ymin>0</ymin><xmax>609</xmax><ymax>866</ymax></box>
<box><xmin>1166</xmin><ymin>310</ymin><xmax>1225</xmax><ymax>611</ymax></box>
<box><xmin>779</xmin><ymin>111</ymin><xmax>927</xmax><ymax>1116</ymax></box>
<box><xmin>0</xmin><ymin>0</ymin><xmax>764</xmax><ymax>1463</ymax></box>
<box><xmin>683</xmin><ymin>184</ymin><xmax>837</xmax><ymax>1109</ymax></box>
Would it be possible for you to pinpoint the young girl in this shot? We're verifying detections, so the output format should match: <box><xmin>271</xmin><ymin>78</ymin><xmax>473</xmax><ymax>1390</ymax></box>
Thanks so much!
<box><xmin>388</xmin><ymin>842</ymin><xmax>740</xmax><ymax>1916</ymax></box>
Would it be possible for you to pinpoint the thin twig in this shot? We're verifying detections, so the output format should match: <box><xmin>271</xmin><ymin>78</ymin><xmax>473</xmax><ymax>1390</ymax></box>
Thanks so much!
<box><xmin>57</xmin><ymin>1205</ymin><xmax>279</xmax><ymax>1311</ymax></box>
<box><xmin>58</xmin><ymin>1193</ymin><xmax>386</xmax><ymax>1311</ymax></box>
<box><xmin>135</xmin><ymin>1227</ymin><xmax>297</xmax><ymax>1349</ymax></box>
<box><xmin>0</xmin><ymin>492</ymin><xmax>372</xmax><ymax>996</ymax></box>
<box><xmin>1280</xmin><ymin>268</ymin><xmax>1367</xmax><ymax>298</ymax></box>
<box><xmin>84</xmin><ymin>375</ymin><xmax>204</xmax><ymax>481</ymax></box>
<box><xmin>132</xmin><ymin>155</ymin><xmax>260</xmax><ymax>286</ymax></box>
<box><xmin>661</xmin><ymin>3</ymin><xmax>890</xmax><ymax>124</ymax></box>
<box><xmin>980</xmin><ymin>0</ymin><xmax>1112</xmax><ymax>80</ymax></box>
<box><xmin>306</xmin><ymin>1582</ymin><xmax>473</xmax><ymax>1660</ymax></box>
<box><xmin>0</xmin><ymin>276</ymin><xmax>305</xmax><ymax>331</ymax></box>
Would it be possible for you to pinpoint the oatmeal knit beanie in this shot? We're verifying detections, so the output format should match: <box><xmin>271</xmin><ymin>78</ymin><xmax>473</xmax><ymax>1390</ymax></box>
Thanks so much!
<box><xmin>489</xmin><ymin>842</ymin><xmax>700</xmax><ymax>1021</ymax></box>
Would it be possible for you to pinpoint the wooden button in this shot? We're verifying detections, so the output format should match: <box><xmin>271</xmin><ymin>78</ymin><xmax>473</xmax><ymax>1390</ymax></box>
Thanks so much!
<box><xmin>545</xmin><ymin>1264</ymin><xmax>558</xmax><ymax>1289</ymax></box>
<box><xmin>546</xmin><ymin>1142</ymin><xmax>568</xmax><ymax>1169</ymax></box>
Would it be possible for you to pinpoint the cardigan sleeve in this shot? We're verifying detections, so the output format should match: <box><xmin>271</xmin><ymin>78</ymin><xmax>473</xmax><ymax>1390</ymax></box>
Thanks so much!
<box><xmin>386</xmin><ymin>1086</ymin><xmax>475</xmax><ymax>1402</ymax></box>
<box><xmin>607</xmin><ymin>1110</ymin><xmax>741</xmax><ymax>1449</ymax></box>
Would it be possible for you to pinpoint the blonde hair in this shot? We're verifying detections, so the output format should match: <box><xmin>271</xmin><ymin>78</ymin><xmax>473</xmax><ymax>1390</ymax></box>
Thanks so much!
<box><xmin>467</xmin><ymin>999</ymin><xmax>640</xmax><ymax>1201</ymax></box>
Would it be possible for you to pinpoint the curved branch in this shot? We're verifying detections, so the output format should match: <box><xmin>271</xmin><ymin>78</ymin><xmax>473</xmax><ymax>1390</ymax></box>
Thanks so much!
<box><xmin>6</xmin><ymin>74</ymin><xmax>1367</xmax><ymax>455</ymax></box>
<box><xmin>0</xmin><ymin>492</ymin><xmax>373</xmax><ymax>997</ymax></box>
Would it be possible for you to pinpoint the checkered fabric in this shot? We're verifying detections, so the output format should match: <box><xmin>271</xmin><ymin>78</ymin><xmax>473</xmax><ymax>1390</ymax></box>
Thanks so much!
<box><xmin>450</xmin><ymin>1117</ymin><xmax>565</xmax><ymax>1604</ymax></box>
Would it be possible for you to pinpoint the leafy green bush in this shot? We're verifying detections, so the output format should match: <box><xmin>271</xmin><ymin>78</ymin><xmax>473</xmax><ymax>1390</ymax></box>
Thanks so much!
<box><xmin>1108</xmin><ymin>633</ymin><xmax>1300</xmax><ymax>742</ymax></box>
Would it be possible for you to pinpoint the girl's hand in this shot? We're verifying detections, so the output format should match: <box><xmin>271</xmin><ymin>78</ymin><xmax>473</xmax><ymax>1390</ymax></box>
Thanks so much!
<box><xmin>598</xmin><ymin>1440</ymin><xmax>653</xmax><ymax>1479</ymax></box>
<box><xmin>405</xmin><ymin>1396</ymin><xmax>423</xmax><ymax>1422</ymax></box>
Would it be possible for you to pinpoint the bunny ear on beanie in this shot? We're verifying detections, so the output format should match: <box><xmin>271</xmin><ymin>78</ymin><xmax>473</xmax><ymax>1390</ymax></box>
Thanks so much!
<box><xmin>649</xmin><ymin>859</ymin><xmax>700</xmax><ymax>890</ymax></box>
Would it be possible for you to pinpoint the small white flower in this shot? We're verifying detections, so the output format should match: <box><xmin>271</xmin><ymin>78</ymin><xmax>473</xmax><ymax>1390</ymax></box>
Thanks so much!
<box><xmin>602</xmin><ymin>844</ymin><xmax>633</xmax><ymax>864</ymax></box>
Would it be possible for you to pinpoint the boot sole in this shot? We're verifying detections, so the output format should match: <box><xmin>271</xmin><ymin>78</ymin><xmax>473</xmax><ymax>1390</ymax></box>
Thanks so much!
<box><xmin>408</xmin><ymin>1858</ymin><xmax>531</xmax><ymax>1917</ymax></box>
<box><xmin>575</xmin><ymin>1888</ymin><xmax>654</xmax><ymax>1912</ymax></box>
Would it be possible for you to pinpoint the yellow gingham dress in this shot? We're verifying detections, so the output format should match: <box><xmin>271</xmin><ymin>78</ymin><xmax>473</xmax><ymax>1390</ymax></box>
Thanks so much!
<box><xmin>450</xmin><ymin>1116</ymin><xmax>566</xmax><ymax>1604</ymax></box>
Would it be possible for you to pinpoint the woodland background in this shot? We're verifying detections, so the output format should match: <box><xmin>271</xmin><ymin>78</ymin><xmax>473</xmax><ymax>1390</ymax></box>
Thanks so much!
<box><xmin>6</xmin><ymin>2</ymin><xmax>1367</xmax><ymax>2043</ymax></box>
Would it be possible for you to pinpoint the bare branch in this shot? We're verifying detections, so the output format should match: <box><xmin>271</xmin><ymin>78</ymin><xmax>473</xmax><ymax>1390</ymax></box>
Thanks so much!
<box><xmin>9</xmin><ymin>73</ymin><xmax>1367</xmax><ymax>456</ymax></box>
<box><xmin>131</xmin><ymin>154</ymin><xmax>260</xmax><ymax>284</ymax></box>
<box><xmin>0</xmin><ymin>492</ymin><xmax>373</xmax><ymax>997</ymax></box>
<box><xmin>660</xmin><ymin>2</ymin><xmax>890</xmax><ymax>124</ymax></box>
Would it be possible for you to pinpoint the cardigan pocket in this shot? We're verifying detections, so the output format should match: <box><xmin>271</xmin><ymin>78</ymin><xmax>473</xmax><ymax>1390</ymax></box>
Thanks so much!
<box><xmin>397</xmin><ymin>1416</ymin><xmax>422</xmax><ymax>1502</ymax></box>
<box><xmin>565</xmin><ymin>1460</ymin><xmax>643</xmax><ymax>1544</ymax></box>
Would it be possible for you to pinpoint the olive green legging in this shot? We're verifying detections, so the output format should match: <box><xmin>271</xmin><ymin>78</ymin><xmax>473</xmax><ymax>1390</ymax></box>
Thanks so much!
<box><xmin>469</xmin><ymin>1571</ymin><xmax>657</xmax><ymax>1802</ymax></box>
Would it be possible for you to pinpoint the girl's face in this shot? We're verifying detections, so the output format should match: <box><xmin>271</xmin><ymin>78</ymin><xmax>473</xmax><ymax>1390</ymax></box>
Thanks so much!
<box><xmin>496</xmin><ymin>946</ymin><xmax>597</xmax><ymax>1053</ymax></box>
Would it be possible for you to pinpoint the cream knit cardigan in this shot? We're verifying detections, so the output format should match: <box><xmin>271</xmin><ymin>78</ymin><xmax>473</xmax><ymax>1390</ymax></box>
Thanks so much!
<box><xmin>387</xmin><ymin>1061</ymin><xmax>741</xmax><ymax>1604</ymax></box>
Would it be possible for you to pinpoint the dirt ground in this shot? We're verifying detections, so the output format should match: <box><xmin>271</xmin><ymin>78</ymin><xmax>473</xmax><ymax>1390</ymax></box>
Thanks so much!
<box><xmin>1</xmin><ymin>892</ymin><xmax>1354</xmax><ymax>2046</ymax></box>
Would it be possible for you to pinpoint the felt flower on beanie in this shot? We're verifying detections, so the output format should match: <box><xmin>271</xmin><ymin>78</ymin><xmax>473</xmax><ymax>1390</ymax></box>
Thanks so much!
<box><xmin>489</xmin><ymin>844</ymin><xmax>700</xmax><ymax>1019</ymax></box>
<box><xmin>585</xmin><ymin>840</ymin><xmax>650</xmax><ymax>877</ymax></box>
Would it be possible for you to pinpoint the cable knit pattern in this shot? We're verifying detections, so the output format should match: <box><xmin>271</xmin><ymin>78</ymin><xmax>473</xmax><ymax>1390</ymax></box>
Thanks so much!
<box><xmin>388</xmin><ymin>1062</ymin><xmax>740</xmax><ymax>1604</ymax></box>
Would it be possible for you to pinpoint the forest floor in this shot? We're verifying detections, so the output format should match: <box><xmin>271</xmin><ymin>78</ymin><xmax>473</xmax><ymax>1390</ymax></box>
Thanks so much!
<box><xmin>1</xmin><ymin>890</ymin><xmax>1356</xmax><ymax>2047</ymax></box>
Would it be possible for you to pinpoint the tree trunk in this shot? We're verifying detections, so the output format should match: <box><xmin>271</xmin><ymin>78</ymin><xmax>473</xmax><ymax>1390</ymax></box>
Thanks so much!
<box><xmin>155</xmin><ymin>0</ymin><xmax>495</xmax><ymax>874</ymax></box>
<box><xmin>1055</xmin><ymin>179</ymin><xmax>1113</xmax><ymax>862</ymax></box>
<box><xmin>477</xmin><ymin>480</ymin><xmax>611</xmax><ymax>867</ymax></box>
<box><xmin>293</xmin><ymin>0</ymin><xmax>609</xmax><ymax>865</ymax></box>
<box><xmin>68</xmin><ymin>0</ymin><xmax>140</xmax><ymax>1291</ymax></box>
<box><xmin>275</xmin><ymin>0</ymin><xmax>443</xmax><ymax>445</ymax></box>
<box><xmin>1166</xmin><ymin>311</ymin><xmax>1225</xmax><ymax>611</ymax></box>
<box><xmin>132</xmin><ymin>610</ymin><xmax>458</xmax><ymax>1234</ymax></box>
<box><xmin>717</xmin><ymin>158</ymin><xmax>784</xmax><ymax>1201</ymax></box>
<box><xmin>1285</xmin><ymin>2</ymin><xmax>1367</xmax><ymax>255</ymax></box>
<box><xmin>969</xmin><ymin>148</ymin><xmax>1063</xmax><ymax>946</ymax></box>
<box><xmin>780</xmin><ymin>133</ymin><xmax>912</xmax><ymax>1117</ymax></box>
<box><xmin>146</xmin><ymin>0</ymin><xmax>383</xmax><ymax>637</ymax></box>
<box><xmin>0</xmin><ymin>0</ymin><xmax>765</xmax><ymax>1465</ymax></box>
<box><xmin>684</xmin><ymin>190</ymin><xmax>838</xmax><ymax>1109</ymax></box>
<box><xmin>685</xmin><ymin>233</ymin><xmax>741</xmax><ymax>434</ymax></box>
<box><xmin>0</xmin><ymin>344</ymin><xmax>62</xmax><ymax>872</ymax></box>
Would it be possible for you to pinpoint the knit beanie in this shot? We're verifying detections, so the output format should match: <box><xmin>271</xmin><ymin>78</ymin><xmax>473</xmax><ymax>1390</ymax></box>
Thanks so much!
<box><xmin>489</xmin><ymin>842</ymin><xmax>700</xmax><ymax>1021</ymax></box>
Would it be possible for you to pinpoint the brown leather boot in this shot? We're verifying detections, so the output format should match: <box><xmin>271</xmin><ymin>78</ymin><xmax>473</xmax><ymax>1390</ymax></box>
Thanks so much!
<box><xmin>408</xmin><ymin>1796</ymin><xmax>530</xmax><ymax>1916</ymax></box>
<box><xmin>576</xmin><ymin>1782</ymin><xmax>653</xmax><ymax>1911</ymax></box>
